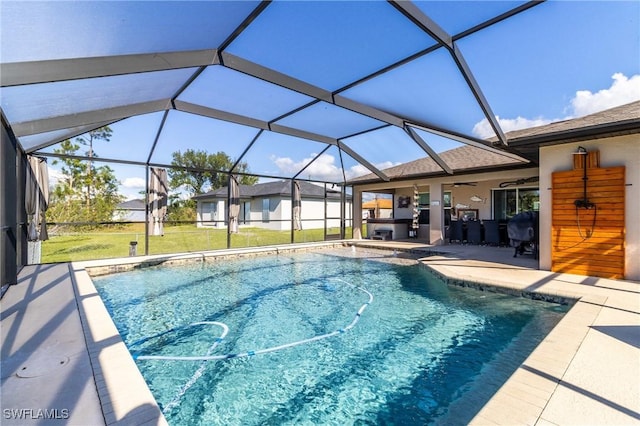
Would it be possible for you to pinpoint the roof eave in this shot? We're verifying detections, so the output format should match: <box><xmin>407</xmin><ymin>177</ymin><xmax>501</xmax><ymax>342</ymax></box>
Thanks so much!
<box><xmin>508</xmin><ymin>119</ymin><xmax>640</xmax><ymax>148</ymax></box>
<box><xmin>347</xmin><ymin>162</ymin><xmax>537</xmax><ymax>186</ymax></box>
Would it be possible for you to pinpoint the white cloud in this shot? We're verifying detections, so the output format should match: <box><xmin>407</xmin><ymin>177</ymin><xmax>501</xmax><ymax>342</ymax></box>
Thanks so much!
<box><xmin>122</xmin><ymin>177</ymin><xmax>145</xmax><ymax>189</ymax></box>
<box><xmin>47</xmin><ymin>166</ymin><xmax>65</xmax><ymax>185</ymax></box>
<box><xmin>118</xmin><ymin>177</ymin><xmax>147</xmax><ymax>200</ymax></box>
<box><xmin>569</xmin><ymin>73</ymin><xmax>640</xmax><ymax>117</ymax></box>
<box><xmin>473</xmin><ymin>72</ymin><xmax>640</xmax><ymax>139</ymax></box>
<box><xmin>271</xmin><ymin>153</ymin><xmax>399</xmax><ymax>181</ymax></box>
<box><xmin>472</xmin><ymin>116</ymin><xmax>554</xmax><ymax>139</ymax></box>
<box><xmin>272</xmin><ymin>153</ymin><xmax>343</xmax><ymax>181</ymax></box>
<box><xmin>271</xmin><ymin>154</ymin><xmax>304</xmax><ymax>174</ymax></box>
<box><xmin>346</xmin><ymin>160</ymin><xmax>399</xmax><ymax>179</ymax></box>
<box><xmin>346</xmin><ymin>164</ymin><xmax>371</xmax><ymax>179</ymax></box>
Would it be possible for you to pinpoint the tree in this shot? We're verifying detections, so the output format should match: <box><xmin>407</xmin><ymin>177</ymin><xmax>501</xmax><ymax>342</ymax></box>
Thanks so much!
<box><xmin>166</xmin><ymin>195</ymin><xmax>196</xmax><ymax>223</ymax></box>
<box><xmin>49</xmin><ymin>127</ymin><xmax>122</xmax><ymax>225</ymax></box>
<box><xmin>168</xmin><ymin>149</ymin><xmax>258</xmax><ymax>196</ymax></box>
<box><xmin>75</xmin><ymin>127</ymin><xmax>113</xmax><ymax>208</ymax></box>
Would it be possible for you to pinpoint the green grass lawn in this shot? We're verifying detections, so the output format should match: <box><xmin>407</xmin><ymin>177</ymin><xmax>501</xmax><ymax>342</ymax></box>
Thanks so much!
<box><xmin>41</xmin><ymin>224</ymin><xmax>352</xmax><ymax>263</ymax></box>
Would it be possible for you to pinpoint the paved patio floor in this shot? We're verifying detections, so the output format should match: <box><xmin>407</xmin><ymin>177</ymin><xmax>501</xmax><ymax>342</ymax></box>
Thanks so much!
<box><xmin>1</xmin><ymin>241</ymin><xmax>638</xmax><ymax>425</ymax></box>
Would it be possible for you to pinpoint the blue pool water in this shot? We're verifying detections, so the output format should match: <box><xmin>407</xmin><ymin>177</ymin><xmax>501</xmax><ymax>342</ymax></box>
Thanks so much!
<box><xmin>93</xmin><ymin>249</ymin><xmax>568</xmax><ymax>425</ymax></box>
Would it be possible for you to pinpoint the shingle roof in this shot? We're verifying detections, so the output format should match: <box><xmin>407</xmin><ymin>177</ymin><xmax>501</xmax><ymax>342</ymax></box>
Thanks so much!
<box><xmin>498</xmin><ymin>100</ymin><xmax>640</xmax><ymax>143</ymax></box>
<box><xmin>116</xmin><ymin>199</ymin><xmax>146</xmax><ymax>210</ymax></box>
<box><xmin>362</xmin><ymin>199</ymin><xmax>392</xmax><ymax>209</ymax></box>
<box><xmin>350</xmin><ymin>101</ymin><xmax>640</xmax><ymax>184</ymax></box>
<box><xmin>349</xmin><ymin>145</ymin><xmax>529</xmax><ymax>183</ymax></box>
<box><xmin>193</xmin><ymin>180</ymin><xmax>345</xmax><ymax>200</ymax></box>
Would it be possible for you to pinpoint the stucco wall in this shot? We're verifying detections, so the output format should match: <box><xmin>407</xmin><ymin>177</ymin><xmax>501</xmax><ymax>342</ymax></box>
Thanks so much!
<box><xmin>197</xmin><ymin>197</ymin><xmax>350</xmax><ymax>231</ymax></box>
<box><xmin>355</xmin><ymin>168</ymin><xmax>539</xmax><ymax>244</ymax></box>
<box><xmin>196</xmin><ymin>200</ymin><xmax>225</xmax><ymax>227</ymax></box>
<box><xmin>539</xmin><ymin>134</ymin><xmax>640</xmax><ymax>281</ymax></box>
<box><xmin>394</xmin><ymin>189</ymin><xmax>414</xmax><ymax>220</ymax></box>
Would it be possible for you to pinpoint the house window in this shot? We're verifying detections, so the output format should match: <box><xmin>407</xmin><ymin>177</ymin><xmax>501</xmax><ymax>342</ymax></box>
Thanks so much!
<box><xmin>262</xmin><ymin>198</ymin><xmax>270</xmax><ymax>222</ymax></box>
<box><xmin>202</xmin><ymin>202</ymin><xmax>216</xmax><ymax>223</ymax></box>
<box><xmin>417</xmin><ymin>192</ymin><xmax>452</xmax><ymax>225</ymax></box>
<box><xmin>242</xmin><ymin>201</ymin><xmax>251</xmax><ymax>224</ymax></box>
<box><xmin>209</xmin><ymin>202</ymin><xmax>217</xmax><ymax>223</ymax></box>
<box><xmin>492</xmin><ymin>188</ymin><xmax>539</xmax><ymax>220</ymax></box>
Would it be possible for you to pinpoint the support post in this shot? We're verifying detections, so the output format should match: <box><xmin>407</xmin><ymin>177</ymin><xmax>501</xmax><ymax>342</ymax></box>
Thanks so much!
<box><xmin>429</xmin><ymin>183</ymin><xmax>444</xmax><ymax>245</ymax></box>
<box><xmin>144</xmin><ymin>165</ymin><xmax>149</xmax><ymax>255</ymax></box>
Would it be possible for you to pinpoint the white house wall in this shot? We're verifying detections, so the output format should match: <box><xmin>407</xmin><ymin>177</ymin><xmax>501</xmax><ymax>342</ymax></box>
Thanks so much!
<box><xmin>289</xmin><ymin>198</ymin><xmax>348</xmax><ymax>231</ymax></box>
<box><xmin>539</xmin><ymin>134</ymin><xmax>640</xmax><ymax>280</ymax></box>
<box><xmin>196</xmin><ymin>200</ymin><xmax>225</xmax><ymax>228</ymax></box>
<box><xmin>263</xmin><ymin>197</ymin><xmax>283</xmax><ymax>231</ymax></box>
<box><xmin>263</xmin><ymin>198</ymin><xmax>348</xmax><ymax>231</ymax></box>
<box><xmin>113</xmin><ymin>209</ymin><xmax>146</xmax><ymax>222</ymax></box>
<box><xmin>197</xmin><ymin>196</ymin><xmax>350</xmax><ymax>231</ymax></box>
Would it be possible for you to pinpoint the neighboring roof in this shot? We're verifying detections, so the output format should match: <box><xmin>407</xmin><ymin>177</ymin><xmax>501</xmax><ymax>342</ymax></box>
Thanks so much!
<box><xmin>350</xmin><ymin>101</ymin><xmax>640</xmax><ymax>185</ymax></box>
<box><xmin>193</xmin><ymin>180</ymin><xmax>347</xmax><ymax>201</ymax></box>
<box><xmin>116</xmin><ymin>199</ymin><xmax>146</xmax><ymax>210</ymax></box>
<box><xmin>362</xmin><ymin>199</ymin><xmax>393</xmax><ymax>209</ymax></box>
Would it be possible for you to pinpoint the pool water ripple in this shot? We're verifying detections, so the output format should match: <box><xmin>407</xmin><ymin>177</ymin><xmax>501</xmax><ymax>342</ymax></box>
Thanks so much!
<box><xmin>93</xmin><ymin>250</ymin><xmax>568</xmax><ymax>425</ymax></box>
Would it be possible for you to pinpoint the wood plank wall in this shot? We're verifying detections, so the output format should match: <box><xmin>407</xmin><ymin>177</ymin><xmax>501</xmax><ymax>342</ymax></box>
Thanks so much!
<box><xmin>551</xmin><ymin>165</ymin><xmax>625</xmax><ymax>279</ymax></box>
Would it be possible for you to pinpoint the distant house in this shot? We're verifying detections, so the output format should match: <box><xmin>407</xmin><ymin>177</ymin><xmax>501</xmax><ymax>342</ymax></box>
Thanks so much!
<box><xmin>113</xmin><ymin>199</ymin><xmax>146</xmax><ymax>222</ymax></box>
<box><xmin>362</xmin><ymin>198</ymin><xmax>393</xmax><ymax>219</ymax></box>
<box><xmin>193</xmin><ymin>180</ymin><xmax>352</xmax><ymax>231</ymax></box>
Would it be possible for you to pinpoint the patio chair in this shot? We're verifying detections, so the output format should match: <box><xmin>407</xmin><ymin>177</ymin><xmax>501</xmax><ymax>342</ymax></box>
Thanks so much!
<box><xmin>448</xmin><ymin>220</ymin><xmax>463</xmax><ymax>243</ymax></box>
<box><xmin>466</xmin><ymin>220</ymin><xmax>482</xmax><ymax>244</ymax></box>
<box><xmin>482</xmin><ymin>220</ymin><xmax>500</xmax><ymax>246</ymax></box>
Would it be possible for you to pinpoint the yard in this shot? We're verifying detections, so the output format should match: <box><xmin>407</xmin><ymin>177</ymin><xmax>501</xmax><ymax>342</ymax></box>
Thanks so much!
<box><xmin>41</xmin><ymin>224</ymin><xmax>353</xmax><ymax>263</ymax></box>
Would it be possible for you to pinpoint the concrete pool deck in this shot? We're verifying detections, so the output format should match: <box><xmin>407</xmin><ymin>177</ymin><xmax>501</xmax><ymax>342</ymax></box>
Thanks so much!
<box><xmin>1</xmin><ymin>241</ymin><xmax>638</xmax><ymax>425</ymax></box>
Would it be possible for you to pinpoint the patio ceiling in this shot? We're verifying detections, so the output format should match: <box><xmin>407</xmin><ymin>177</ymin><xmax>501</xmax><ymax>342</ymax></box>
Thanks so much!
<box><xmin>0</xmin><ymin>1</ymin><xmax>572</xmax><ymax>183</ymax></box>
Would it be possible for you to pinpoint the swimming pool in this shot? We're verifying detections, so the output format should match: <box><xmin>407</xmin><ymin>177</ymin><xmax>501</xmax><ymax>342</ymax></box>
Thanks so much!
<box><xmin>93</xmin><ymin>248</ymin><xmax>569</xmax><ymax>425</ymax></box>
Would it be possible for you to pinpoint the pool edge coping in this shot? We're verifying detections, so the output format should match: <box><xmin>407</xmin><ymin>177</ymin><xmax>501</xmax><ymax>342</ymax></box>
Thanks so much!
<box><xmin>70</xmin><ymin>264</ymin><xmax>168</xmax><ymax>426</ymax></box>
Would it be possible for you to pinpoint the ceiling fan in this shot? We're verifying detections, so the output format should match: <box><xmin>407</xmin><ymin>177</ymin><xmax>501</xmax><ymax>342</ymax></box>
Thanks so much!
<box><xmin>451</xmin><ymin>182</ymin><xmax>477</xmax><ymax>187</ymax></box>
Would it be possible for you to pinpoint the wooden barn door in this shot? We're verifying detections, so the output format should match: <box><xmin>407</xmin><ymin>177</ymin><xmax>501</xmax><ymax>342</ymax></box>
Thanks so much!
<box><xmin>551</xmin><ymin>154</ymin><xmax>625</xmax><ymax>279</ymax></box>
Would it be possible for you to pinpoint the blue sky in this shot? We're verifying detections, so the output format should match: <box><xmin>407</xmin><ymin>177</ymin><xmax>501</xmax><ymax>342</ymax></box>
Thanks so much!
<box><xmin>4</xmin><ymin>1</ymin><xmax>637</xmax><ymax>199</ymax></box>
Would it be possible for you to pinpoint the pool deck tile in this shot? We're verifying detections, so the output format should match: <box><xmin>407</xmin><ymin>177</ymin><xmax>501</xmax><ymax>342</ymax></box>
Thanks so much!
<box><xmin>1</xmin><ymin>263</ymin><xmax>106</xmax><ymax>426</ymax></box>
<box><xmin>1</xmin><ymin>241</ymin><xmax>639</xmax><ymax>425</ymax></box>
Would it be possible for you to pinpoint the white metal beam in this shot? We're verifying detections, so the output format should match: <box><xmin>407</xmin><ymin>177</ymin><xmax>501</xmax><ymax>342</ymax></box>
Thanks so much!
<box><xmin>388</xmin><ymin>1</ymin><xmax>507</xmax><ymax>146</ymax></box>
<box><xmin>333</xmin><ymin>95</ymin><xmax>405</xmax><ymax>127</ymax></box>
<box><xmin>404</xmin><ymin>125</ymin><xmax>454</xmax><ymax>174</ymax></box>
<box><xmin>221</xmin><ymin>52</ymin><xmax>407</xmax><ymax>129</ymax></box>
<box><xmin>268</xmin><ymin>124</ymin><xmax>338</xmax><ymax>146</ymax></box>
<box><xmin>12</xmin><ymin>99</ymin><xmax>171</xmax><ymax>136</ymax></box>
<box><xmin>388</xmin><ymin>1</ymin><xmax>452</xmax><ymax>49</ymax></box>
<box><xmin>221</xmin><ymin>52</ymin><xmax>333</xmax><ymax>102</ymax></box>
<box><xmin>1</xmin><ymin>50</ymin><xmax>220</xmax><ymax>87</ymax></box>
<box><xmin>174</xmin><ymin>100</ymin><xmax>269</xmax><ymax>131</ymax></box>
<box><xmin>407</xmin><ymin>122</ymin><xmax>528</xmax><ymax>162</ymax></box>
<box><xmin>337</xmin><ymin>142</ymin><xmax>390</xmax><ymax>182</ymax></box>
<box><xmin>451</xmin><ymin>44</ymin><xmax>507</xmax><ymax>145</ymax></box>
<box><xmin>22</xmin><ymin>120</ymin><xmax>117</xmax><ymax>153</ymax></box>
